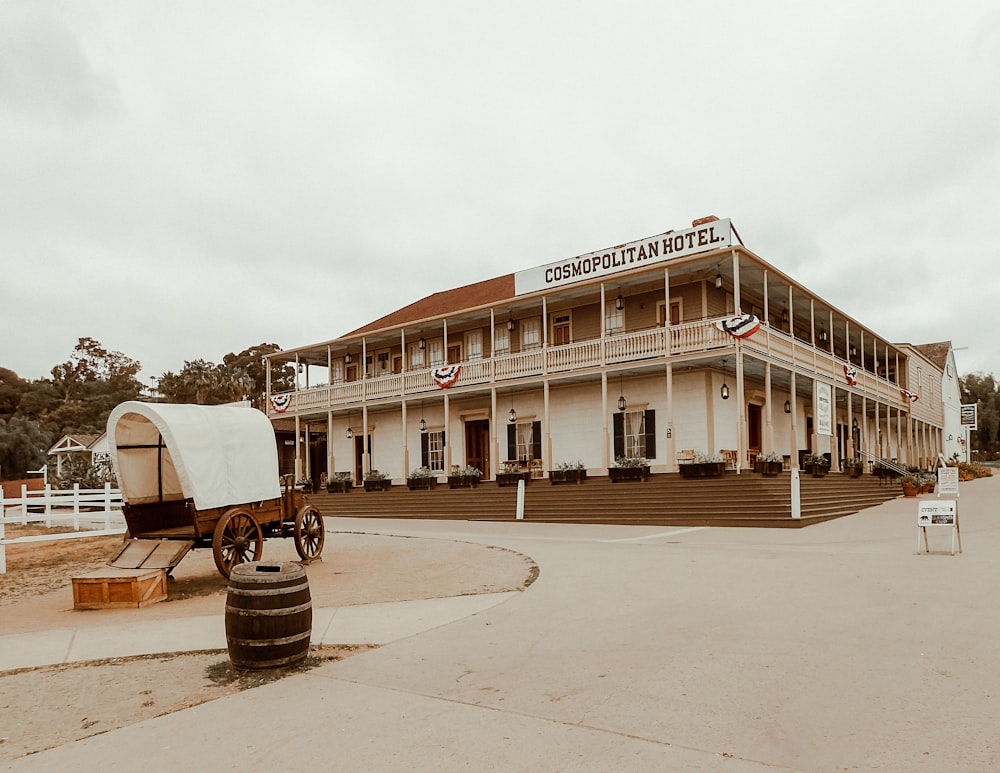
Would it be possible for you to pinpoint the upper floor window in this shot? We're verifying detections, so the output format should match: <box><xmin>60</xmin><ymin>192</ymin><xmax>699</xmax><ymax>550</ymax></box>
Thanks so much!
<box><xmin>521</xmin><ymin>318</ymin><xmax>541</xmax><ymax>350</ymax></box>
<box><xmin>428</xmin><ymin>339</ymin><xmax>445</xmax><ymax>367</ymax></box>
<box><xmin>465</xmin><ymin>330</ymin><xmax>483</xmax><ymax>360</ymax></box>
<box><xmin>605</xmin><ymin>301</ymin><xmax>623</xmax><ymax>334</ymax></box>
<box><xmin>494</xmin><ymin>325</ymin><xmax>510</xmax><ymax>354</ymax></box>
<box><xmin>409</xmin><ymin>342</ymin><xmax>426</xmax><ymax>369</ymax></box>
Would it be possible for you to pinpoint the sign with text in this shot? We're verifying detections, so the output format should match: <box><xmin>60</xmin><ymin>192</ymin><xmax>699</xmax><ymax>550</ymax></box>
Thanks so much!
<box><xmin>937</xmin><ymin>467</ymin><xmax>959</xmax><ymax>495</ymax></box>
<box><xmin>514</xmin><ymin>219</ymin><xmax>733</xmax><ymax>295</ymax></box>
<box><xmin>960</xmin><ymin>403</ymin><xmax>978</xmax><ymax>429</ymax></box>
<box><xmin>815</xmin><ymin>382</ymin><xmax>833</xmax><ymax>435</ymax></box>
<box><xmin>918</xmin><ymin>500</ymin><xmax>956</xmax><ymax>526</ymax></box>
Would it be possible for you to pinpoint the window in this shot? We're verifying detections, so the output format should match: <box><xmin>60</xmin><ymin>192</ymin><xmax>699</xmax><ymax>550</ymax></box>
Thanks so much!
<box><xmin>613</xmin><ymin>409</ymin><xmax>656</xmax><ymax>460</ymax></box>
<box><xmin>521</xmin><ymin>318</ymin><xmax>541</xmax><ymax>350</ymax></box>
<box><xmin>507</xmin><ymin>421</ymin><xmax>542</xmax><ymax>463</ymax></box>
<box><xmin>409</xmin><ymin>342</ymin><xmax>425</xmax><ymax>369</ymax></box>
<box><xmin>465</xmin><ymin>330</ymin><xmax>483</xmax><ymax>360</ymax></box>
<box><xmin>428</xmin><ymin>339</ymin><xmax>445</xmax><ymax>367</ymax></box>
<box><xmin>364</xmin><ymin>355</ymin><xmax>374</xmax><ymax>378</ymax></box>
<box><xmin>421</xmin><ymin>430</ymin><xmax>445</xmax><ymax>472</ymax></box>
<box><xmin>331</xmin><ymin>361</ymin><xmax>344</xmax><ymax>383</ymax></box>
<box><xmin>447</xmin><ymin>344</ymin><xmax>462</xmax><ymax>364</ymax></box>
<box><xmin>494</xmin><ymin>325</ymin><xmax>510</xmax><ymax>354</ymax></box>
<box><xmin>606</xmin><ymin>301</ymin><xmax>623</xmax><ymax>334</ymax></box>
<box><xmin>376</xmin><ymin>351</ymin><xmax>390</xmax><ymax>373</ymax></box>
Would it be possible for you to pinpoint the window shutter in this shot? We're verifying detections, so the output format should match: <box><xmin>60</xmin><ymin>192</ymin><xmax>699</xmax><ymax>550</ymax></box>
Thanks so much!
<box><xmin>644</xmin><ymin>409</ymin><xmax>656</xmax><ymax>459</ymax></box>
<box><xmin>420</xmin><ymin>433</ymin><xmax>429</xmax><ymax>468</ymax></box>
<box><xmin>531</xmin><ymin>420</ymin><xmax>542</xmax><ymax>460</ymax></box>
<box><xmin>507</xmin><ymin>424</ymin><xmax>517</xmax><ymax>459</ymax></box>
<box><xmin>613</xmin><ymin>412</ymin><xmax>624</xmax><ymax>458</ymax></box>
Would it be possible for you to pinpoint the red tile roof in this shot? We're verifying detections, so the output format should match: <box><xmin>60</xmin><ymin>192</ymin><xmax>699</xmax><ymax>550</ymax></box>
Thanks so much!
<box><xmin>346</xmin><ymin>274</ymin><xmax>516</xmax><ymax>336</ymax></box>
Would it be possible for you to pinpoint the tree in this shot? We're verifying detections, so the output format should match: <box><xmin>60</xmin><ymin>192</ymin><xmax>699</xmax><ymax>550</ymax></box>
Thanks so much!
<box><xmin>222</xmin><ymin>343</ymin><xmax>292</xmax><ymax>410</ymax></box>
<box><xmin>960</xmin><ymin>372</ymin><xmax>1000</xmax><ymax>458</ymax></box>
<box><xmin>0</xmin><ymin>367</ymin><xmax>27</xmax><ymax>420</ymax></box>
<box><xmin>0</xmin><ymin>415</ymin><xmax>51</xmax><ymax>477</ymax></box>
<box><xmin>158</xmin><ymin>343</ymin><xmax>292</xmax><ymax>408</ymax></box>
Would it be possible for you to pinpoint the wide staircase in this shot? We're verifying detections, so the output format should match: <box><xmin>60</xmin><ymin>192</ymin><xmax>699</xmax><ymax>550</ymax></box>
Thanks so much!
<box><xmin>307</xmin><ymin>471</ymin><xmax>902</xmax><ymax>529</ymax></box>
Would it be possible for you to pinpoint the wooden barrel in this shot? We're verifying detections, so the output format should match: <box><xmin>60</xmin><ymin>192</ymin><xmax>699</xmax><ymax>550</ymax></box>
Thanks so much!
<box><xmin>225</xmin><ymin>561</ymin><xmax>312</xmax><ymax>670</ymax></box>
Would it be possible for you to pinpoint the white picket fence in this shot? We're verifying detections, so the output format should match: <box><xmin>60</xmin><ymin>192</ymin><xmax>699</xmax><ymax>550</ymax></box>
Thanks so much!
<box><xmin>0</xmin><ymin>483</ymin><xmax>126</xmax><ymax>574</ymax></box>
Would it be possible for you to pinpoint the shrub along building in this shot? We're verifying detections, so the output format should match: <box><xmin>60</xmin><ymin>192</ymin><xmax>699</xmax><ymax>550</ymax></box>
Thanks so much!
<box><xmin>264</xmin><ymin>216</ymin><xmax>959</xmax><ymax>487</ymax></box>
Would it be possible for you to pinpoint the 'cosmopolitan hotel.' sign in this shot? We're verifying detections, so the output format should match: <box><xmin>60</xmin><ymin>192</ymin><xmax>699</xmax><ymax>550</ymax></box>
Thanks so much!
<box><xmin>515</xmin><ymin>219</ymin><xmax>733</xmax><ymax>295</ymax></box>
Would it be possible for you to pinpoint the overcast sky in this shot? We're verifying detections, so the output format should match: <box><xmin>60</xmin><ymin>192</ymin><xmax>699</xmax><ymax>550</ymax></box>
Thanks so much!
<box><xmin>2</xmin><ymin>1</ymin><xmax>998</xmax><ymax>387</ymax></box>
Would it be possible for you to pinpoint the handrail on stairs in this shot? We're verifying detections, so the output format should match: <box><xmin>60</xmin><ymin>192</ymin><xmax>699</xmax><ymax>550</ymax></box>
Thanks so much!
<box><xmin>856</xmin><ymin>449</ymin><xmax>907</xmax><ymax>477</ymax></box>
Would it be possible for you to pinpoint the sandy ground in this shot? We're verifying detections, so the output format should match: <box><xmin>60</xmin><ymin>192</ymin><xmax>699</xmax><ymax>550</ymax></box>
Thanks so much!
<box><xmin>0</xmin><ymin>523</ymin><xmax>537</xmax><ymax>761</ymax></box>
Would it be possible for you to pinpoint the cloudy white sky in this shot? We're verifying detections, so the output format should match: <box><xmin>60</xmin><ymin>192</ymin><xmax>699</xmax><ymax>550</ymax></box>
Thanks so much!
<box><xmin>2</xmin><ymin>1</ymin><xmax>998</xmax><ymax>387</ymax></box>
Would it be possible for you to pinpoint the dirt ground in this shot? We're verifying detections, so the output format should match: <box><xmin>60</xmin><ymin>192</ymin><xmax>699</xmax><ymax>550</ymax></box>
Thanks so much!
<box><xmin>0</xmin><ymin>523</ymin><xmax>537</xmax><ymax>761</ymax></box>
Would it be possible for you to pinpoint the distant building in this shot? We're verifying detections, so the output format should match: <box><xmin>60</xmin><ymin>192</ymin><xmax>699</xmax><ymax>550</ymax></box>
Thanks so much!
<box><xmin>47</xmin><ymin>433</ymin><xmax>110</xmax><ymax>478</ymax></box>
<box><xmin>264</xmin><ymin>216</ymin><xmax>956</xmax><ymax>483</ymax></box>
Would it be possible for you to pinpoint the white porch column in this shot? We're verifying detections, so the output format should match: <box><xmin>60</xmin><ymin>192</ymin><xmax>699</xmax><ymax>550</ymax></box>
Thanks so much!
<box><xmin>736</xmin><ymin>341</ymin><xmax>746</xmax><ymax>472</ymax></box>
<box><xmin>764</xmin><ymin>361</ymin><xmax>774</xmax><ymax>454</ymax></box>
<box><xmin>789</xmin><ymin>370</ymin><xmax>799</xmax><ymax>469</ymax></box>
<box><xmin>601</xmin><ymin>372</ymin><xmax>610</xmax><ymax>469</ymax></box>
<box><xmin>401</xmin><ymin>400</ymin><xmax>409</xmax><ymax>478</ymax></box>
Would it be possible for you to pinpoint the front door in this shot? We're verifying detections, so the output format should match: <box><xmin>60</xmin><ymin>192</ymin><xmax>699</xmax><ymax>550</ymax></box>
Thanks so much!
<box><xmin>464</xmin><ymin>419</ymin><xmax>490</xmax><ymax>476</ymax></box>
<box><xmin>747</xmin><ymin>403</ymin><xmax>762</xmax><ymax>456</ymax></box>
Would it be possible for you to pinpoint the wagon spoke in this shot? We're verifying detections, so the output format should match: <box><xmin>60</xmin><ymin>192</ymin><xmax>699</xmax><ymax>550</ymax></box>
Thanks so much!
<box><xmin>294</xmin><ymin>506</ymin><xmax>326</xmax><ymax>561</ymax></box>
<box><xmin>213</xmin><ymin>509</ymin><xmax>263</xmax><ymax>578</ymax></box>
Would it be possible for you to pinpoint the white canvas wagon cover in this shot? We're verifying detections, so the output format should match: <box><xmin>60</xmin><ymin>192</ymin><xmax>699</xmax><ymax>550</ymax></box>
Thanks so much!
<box><xmin>107</xmin><ymin>401</ymin><xmax>281</xmax><ymax>511</ymax></box>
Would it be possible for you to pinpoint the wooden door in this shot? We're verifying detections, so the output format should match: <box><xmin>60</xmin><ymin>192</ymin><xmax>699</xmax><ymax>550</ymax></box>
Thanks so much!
<box><xmin>464</xmin><ymin>419</ymin><xmax>490</xmax><ymax>476</ymax></box>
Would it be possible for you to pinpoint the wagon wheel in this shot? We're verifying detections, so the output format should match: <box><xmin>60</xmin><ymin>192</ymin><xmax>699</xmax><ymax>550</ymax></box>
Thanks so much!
<box><xmin>294</xmin><ymin>504</ymin><xmax>325</xmax><ymax>562</ymax></box>
<box><xmin>212</xmin><ymin>508</ymin><xmax>263</xmax><ymax>578</ymax></box>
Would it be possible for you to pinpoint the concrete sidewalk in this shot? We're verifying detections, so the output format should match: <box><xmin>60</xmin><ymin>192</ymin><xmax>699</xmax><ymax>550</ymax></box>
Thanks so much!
<box><xmin>4</xmin><ymin>474</ymin><xmax>999</xmax><ymax>772</ymax></box>
<box><xmin>0</xmin><ymin>591</ymin><xmax>518</xmax><ymax>671</ymax></box>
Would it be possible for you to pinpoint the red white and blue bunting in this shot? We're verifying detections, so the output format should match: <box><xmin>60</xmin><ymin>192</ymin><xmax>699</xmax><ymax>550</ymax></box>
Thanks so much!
<box><xmin>432</xmin><ymin>364</ymin><xmax>462</xmax><ymax>389</ymax></box>
<box><xmin>270</xmin><ymin>393</ymin><xmax>292</xmax><ymax>413</ymax></box>
<box><xmin>900</xmin><ymin>388</ymin><xmax>920</xmax><ymax>403</ymax></box>
<box><xmin>715</xmin><ymin>313</ymin><xmax>761</xmax><ymax>339</ymax></box>
<box><xmin>843</xmin><ymin>365</ymin><xmax>858</xmax><ymax>386</ymax></box>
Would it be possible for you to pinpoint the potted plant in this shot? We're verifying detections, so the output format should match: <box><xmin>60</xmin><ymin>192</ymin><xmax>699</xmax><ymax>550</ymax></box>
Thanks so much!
<box><xmin>609</xmin><ymin>456</ymin><xmax>651</xmax><ymax>482</ymax></box>
<box><xmin>920</xmin><ymin>473</ymin><xmax>936</xmax><ymax>494</ymax></box>
<box><xmin>755</xmin><ymin>452</ymin><xmax>784</xmax><ymax>477</ymax></box>
<box><xmin>363</xmin><ymin>470</ymin><xmax>391</xmax><ymax>492</ymax></box>
<box><xmin>550</xmin><ymin>460</ymin><xmax>587</xmax><ymax>484</ymax></box>
<box><xmin>901</xmin><ymin>473</ymin><xmax>920</xmax><ymax>497</ymax></box>
<box><xmin>406</xmin><ymin>467</ymin><xmax>438</xmax><ymax>490</ymax></box>
<box><xmin>296</xmin><ymin>476</ymin><xmax>314</xmax><ymax>494</ymax></box>
<box><xmin>326</xmin><ymin>471</ymin><xmax>353</xmax><ymax>493</ymax></box>
<box><xmin>842</xmin><ymin>457</ymin><xmax>863</xmax><ymax>478</ymax></box>
<box><xmin>678</xmin><ymin>452</ymin><xmax>725</xmax><ymax>479</ymax></box>
<box><xmin>806</xmin><ymin>454</ymin><xmax>830</xmax><ymax>477</ymax></box>
<box><xmin>448</xmin><ymin>465</ymin><xmax>481</xmax><ymax>488</ymax></box>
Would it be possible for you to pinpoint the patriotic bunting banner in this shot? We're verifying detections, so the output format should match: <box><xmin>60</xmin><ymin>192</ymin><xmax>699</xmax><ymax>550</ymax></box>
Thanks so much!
<box><xmin>432</xmin><ymin>364</ymin><xmax>462</xmax><ymax>388</ymax></box>
<box><xmin>900</xmin><ymin>388</ymin><xmax>920</xmax><ymax>403</ymax></box>
<box><xmin>843</xmin><ymin>365</ymin><xmax>858</xmax><ymax>386</ymax></box>
<box><xmin>270</xmin><ymin>394</ymin><xmax>291</xmax><ymax>413</ymax></box>
<box><xmin>715</xmin><ymin>313</ymin><xmax>761</xmax><ymax>339</ymax></box>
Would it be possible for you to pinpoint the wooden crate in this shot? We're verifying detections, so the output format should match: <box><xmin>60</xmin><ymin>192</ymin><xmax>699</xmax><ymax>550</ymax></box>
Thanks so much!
<box><xmin>72</xmin><ymin>567</ymin><xmax>168</xmax><ymax>609</ymax></box>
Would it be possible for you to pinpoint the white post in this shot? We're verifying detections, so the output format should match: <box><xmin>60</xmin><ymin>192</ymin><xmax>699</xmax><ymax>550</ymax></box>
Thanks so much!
<box><xmin>791</xmin><ymin>468</ymin><xmax>801</xmax><ymax>519</ymax></box>
<box><xmin>515</xmin><ymin>479</ymin><xmax>525</xmax><ymax>520</ymax></box>
<box><xmin>73</xmin><ymin>482</ymin><xmax>81</xmax><ymax>530</ymax></box>
<box><xmin>20</xmin><ymin>484</ymin><xmax>28</xmax><ymax>525</ymax></box>
<box><xmin>0</xmin><ymin>488</ymin><xmax>6</xmax><ymax>574</ymax></box>
<box><xmin>104</xmin><ymin>482</ymin><xmax>112</xmax><ymax>530</ymax></box>
<box><xmin>44</xmin><ymin>483</ymin><xmax>52</xmax><ymax>527</ymax></box>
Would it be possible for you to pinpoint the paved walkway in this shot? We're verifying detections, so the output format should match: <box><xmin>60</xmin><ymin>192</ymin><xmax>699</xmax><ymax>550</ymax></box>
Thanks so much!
<box><xmin>4</xmin><ymin>474</ymin><xmax>998</xmax><ymax>772</ymax></box>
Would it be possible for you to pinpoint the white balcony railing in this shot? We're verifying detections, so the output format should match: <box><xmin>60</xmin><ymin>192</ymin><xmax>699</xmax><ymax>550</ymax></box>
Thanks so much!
<box><xmin>269</xmin><ymin>317</ymin><xmax>908</xmax><ymax>417</ymax></box>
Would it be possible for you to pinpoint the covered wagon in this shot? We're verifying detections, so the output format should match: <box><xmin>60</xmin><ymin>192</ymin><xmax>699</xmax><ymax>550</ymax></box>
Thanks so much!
<box><xmin>107</xmin><ymin>401</ymin><xmax>324</xmax><ymax>578</ymax></box>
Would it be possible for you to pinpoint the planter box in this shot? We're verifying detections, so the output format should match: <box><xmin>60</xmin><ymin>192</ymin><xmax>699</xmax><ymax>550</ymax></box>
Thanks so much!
<box><xmin>608</xmin><ymin>465</ymin><xmax>650</xmax><ymax>482</ymax></box>
<box><xmin>326</xmin><ymin>480</ymin><xmax>352</xmax><ymax>493</ymax></box>
<box><xmin>448</xmin><ymin>475</ymin><xmax>480</xmax><ymax>489</ymax></box>
<box><xmin>678</xmin><ymin>462</ymin><xmax>725</xmax><ymax>479</ymax></box>
<box><xmin>73</xmin><ymin>567</ymin><xmax>167</xmax><ymax>609</ymax></box>
<box><xmin>755</xmin><ymin>461</ymin><xmax>783</xmax><ymax>477</ymax></box>
<box><xmin>808</xmin><ymin>464</ymin><xmax>829</xmax><ymax>478</ymax></box>
<box><xmin>363</xmin><ymin>479</ymin><xmax>392</xmax><ymax>492</ymax></box>
<box><xmin>406</xmin><ymin>477</ymin><xmax>438</xmax><ymax>490</ymax></box>
<box><xmin>549</xmin><ymin>468</ymin><xmax>587</xmax><ymax>484</ymax></box>
<box><xmin>497</xmin><ymin>472</ymin><xmax>530</xmax><ymax>487</ymax></box>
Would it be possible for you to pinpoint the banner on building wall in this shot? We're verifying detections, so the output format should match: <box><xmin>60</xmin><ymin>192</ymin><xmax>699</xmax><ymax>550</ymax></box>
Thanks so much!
<box><xmin>270</xmin><ymin>394</ymin><xmax>291</xmax><ymax>413</ymax></box>
<box><xmin>843</xmin><ymin>365</ymin><xmax>858</xmax><ymax>386</ymax></box>
<box><xmin>900</xmin><ymin>388</ymin><xmax>920</xmax><ymax>403</ymax></box>
<box><xmin>815</xmin><ymin>382</ymin><xmax>832</xmax><ymax>435</ymax></box>
<box><xmin>432</xmin><ymin>365</ymin><xmax>461</xmax><ymax>388</ymax></box>
<box><xmin>715</xmin><ymin>313</ymin><xmax>761</xmax><ymax>339</ymax></box>
<box><xmin>514</xmin><ymin>219</ymin><xmax>733</xmax><ymax>295</ymax></box>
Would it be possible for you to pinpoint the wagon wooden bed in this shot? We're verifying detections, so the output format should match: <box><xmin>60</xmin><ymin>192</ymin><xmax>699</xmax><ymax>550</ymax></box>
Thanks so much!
<box><xmin>107</xmin><ymin>401</ymin><xmax>325</xmax><ymax>578</ymax></box>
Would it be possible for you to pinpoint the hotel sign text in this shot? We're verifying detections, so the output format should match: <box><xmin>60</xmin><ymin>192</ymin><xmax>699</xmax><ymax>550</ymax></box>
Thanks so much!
<box><xmin>515</xmin><ymin>219</ymin><xmax>732</xmax><ymax>295</ymax></box>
